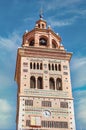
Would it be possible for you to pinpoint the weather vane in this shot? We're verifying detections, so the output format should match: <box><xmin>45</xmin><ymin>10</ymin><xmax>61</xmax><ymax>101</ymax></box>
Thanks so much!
<box><xmin>39</xmin><ymin>8</ymin><xmax>43</xmax><ymax>19</ymax></box>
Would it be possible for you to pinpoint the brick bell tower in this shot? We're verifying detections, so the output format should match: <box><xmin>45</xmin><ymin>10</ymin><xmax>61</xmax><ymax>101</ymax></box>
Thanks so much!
<box><xmin>15</xmin><ymin>14</ymin><xmax>76</xmax><ymax>130</ymax></box>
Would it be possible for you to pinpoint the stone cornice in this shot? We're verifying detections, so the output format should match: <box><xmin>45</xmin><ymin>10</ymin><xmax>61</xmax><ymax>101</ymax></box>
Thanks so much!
<box><xmin>18</xmin><ymin>47</ymin><xmax>72</xmax><ymax>61</ymax></box>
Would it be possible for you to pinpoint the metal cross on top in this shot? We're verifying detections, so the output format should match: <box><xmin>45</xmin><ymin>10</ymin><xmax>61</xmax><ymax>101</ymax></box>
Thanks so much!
<box><xmin>39</xmin><ymin>8</ymin><xmax>43</xmax><ymax>19</ymax></box>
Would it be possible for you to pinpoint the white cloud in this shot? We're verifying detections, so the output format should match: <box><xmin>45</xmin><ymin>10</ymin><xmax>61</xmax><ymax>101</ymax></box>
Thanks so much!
<box><xmin>0</xmin><ymin>99</ymin><xmax>14</xmax><ymax>129</ymax></box>
<box><xmin>0</xmin><ymin>32</ymin><xmax>21</xmax><ymax>90</ymax></box>
<box><xmin>57</xmin><ymin>8</ymin><xmax>86</xmax><ymax>19</ymax></box>
<box><xmin>74</xmin><ymin>90</ymin><xmax>86</xmax><ymax>129</ymax></box>
<box><xmin>71</xmin><ymin>56</ymin><xmax>86</xmax><ymax>87</ymax></box>
<box><xmin>0</xmin><ymin>99</ymin><xmax>12</xmax><ymax>112</ymax></box>
<box><xmin>48</xmin><ymin>16</ymin><xmax>77</xmax><ymax>27</ymax></box>
<box><xmin>42</xmin><ymin>0</ymin><xmax>86</xmax><ymax>27</ymax></box>
<box><xmin>43</xmin><ymin>0</ymin><xmax>84</xmax><ymax>11</ymax></box>
<box><xmin>0</xmin><ymin>32</ymin><xmax>21</xmax><ymax>51</ymax></box>
<box><xmin>0</xmin><ymin>32</ymin><xmax>21</xmax><ymax>80</ymax></box>
<box><xmin>68</xmin><ymin>9</ymin><xmax>86</xmax><ymax>16</ymax></box>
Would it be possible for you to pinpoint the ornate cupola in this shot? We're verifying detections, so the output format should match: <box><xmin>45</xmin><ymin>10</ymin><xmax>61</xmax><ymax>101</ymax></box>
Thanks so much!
<box><xmin>22</xmin><ymin>15</ymin><xmax>65</xmax><ymax>50</ymax></box>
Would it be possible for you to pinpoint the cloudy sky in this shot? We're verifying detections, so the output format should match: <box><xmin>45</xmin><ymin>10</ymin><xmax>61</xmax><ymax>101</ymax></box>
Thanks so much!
<box><xmin>0</xmin><ymin>0</ymin><xmax>86</xmax><ymax>130</ymax></box>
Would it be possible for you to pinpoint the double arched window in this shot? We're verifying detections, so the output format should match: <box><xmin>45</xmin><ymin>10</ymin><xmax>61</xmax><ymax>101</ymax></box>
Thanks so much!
<box><xmin>30</xmin><ymin>76</ymin><xmax>43</xmax><ymax>89</ymax></box>
<box><xmin>49</xmin><ymin>77</ymin><xmax>62</xmax><ymax>90</ymax></box>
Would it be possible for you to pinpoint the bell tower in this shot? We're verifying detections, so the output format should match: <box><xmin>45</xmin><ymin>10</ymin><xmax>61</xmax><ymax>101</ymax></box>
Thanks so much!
<box><xmin>15</xmin><ymin>15</ymin><xmax>76</xmax><ymax>130</ymax></box>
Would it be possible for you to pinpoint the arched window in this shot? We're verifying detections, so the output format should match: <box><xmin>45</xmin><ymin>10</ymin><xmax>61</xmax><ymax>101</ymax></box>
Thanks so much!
<box><xmin>39</xmin><ymin>38</ymin><xmax>47</xmax><ymax>46</ymax></box>
<box><xmin>30</xmin><ymin>76</ymin><xmax>36</xmax><ymax>88</ymax></box>
<box><xmin>29</xmin><ymin>39</ymin><xmax>34</xmax><ymax>46</ymax></box>
<box><xmin>58</xmin><ymin>64</ymin><xmax>61</xmax><ymax>71</ymax></box>
<box><xmin>30</xmin><ymin>62</ymin><xmax>32</xmax><ymax>69</ymax></box>
<box><xmin>56</xmin><ymin>78</ymin><xmax>62</xmax><ymax>90</ymax></box>
<box><xmin>52</xmin><ymin>42</ymin><xmax>56</xmax><ymax>48</ymax></box>
<box><xmin>40</xmin><ymin>63</ymin><xmax>42</xmax><ymax>70</ymax></box>
<box><xmin>48</xmin><ymin>64</ymin><xmax>51</xmax><ymax>70</ymax></box>
<box><xmin>33</xmin><ymin>63</ymin><xmax>36</xmax><ymax>69</ymax></box>
<box><xmin>49</xmin><ymin>78</ymin><xmax>55</xmax><ymax>90</ymax></box>
<box><xmin>37</xmin><ymin>63</ymin><xmax>39</xmax><ymax>69</ymax></box>
<box><xmin>42</xmin><ymin>24</ymin><xmax>44</xmax><ymax>28</ymax></box>
<box><xmin>37</xmin><ymin>77</ymin><xmax>43</xmax><ymax>89</ymax></box>
<box><xmin>52</xmin><ymin>64</ymin><xmax>54</xmax><ymax>70</ymax></box>
<box><xmin>38</xmin><ymin>24</ymin><xmax>40</xmax><ymax>28</ymax></box>
<box><xmin>55</xmin><ymin>64</ymin><xmax>57</xmax><ymax>71</ymax></box>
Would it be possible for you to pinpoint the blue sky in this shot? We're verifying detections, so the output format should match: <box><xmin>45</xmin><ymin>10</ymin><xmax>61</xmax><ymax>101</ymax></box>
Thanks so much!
<box><xmin>0</xmin><ymin>0</ymin><xmax>86</xmax><ymax>130</ymax></box>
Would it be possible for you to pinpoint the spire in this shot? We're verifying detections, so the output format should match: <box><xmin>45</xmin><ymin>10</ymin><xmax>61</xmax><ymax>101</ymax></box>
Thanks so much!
<box><xmin>35</xmin><ymin>9</ymin><xmax>47</xmax><ymax>29</ymax></box>
<box><xmin>39</xmin><ymin>8</ymin><xmax>43</xmax><ymax>19</ymax></box>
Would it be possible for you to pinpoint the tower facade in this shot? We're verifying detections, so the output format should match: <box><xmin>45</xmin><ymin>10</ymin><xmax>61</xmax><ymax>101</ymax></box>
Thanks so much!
<box><xmin>15</xmin><ymin>17</ymin><xmax>76</xmax><ymax>130</ymax></box>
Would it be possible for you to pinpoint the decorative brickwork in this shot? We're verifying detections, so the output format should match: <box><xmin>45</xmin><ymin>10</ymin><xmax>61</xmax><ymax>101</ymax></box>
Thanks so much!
<box><xmin>15</xmin><ymin>16</ymin><xmax>76</xmax><ymax>130</ymax></box>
